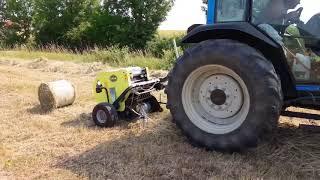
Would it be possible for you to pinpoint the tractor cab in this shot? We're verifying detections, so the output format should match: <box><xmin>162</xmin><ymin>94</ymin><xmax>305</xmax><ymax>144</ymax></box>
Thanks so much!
<box><xmin>207</xmin><ymin>0</ymin><xmax>320</xmax><ymax>86</ymax></box>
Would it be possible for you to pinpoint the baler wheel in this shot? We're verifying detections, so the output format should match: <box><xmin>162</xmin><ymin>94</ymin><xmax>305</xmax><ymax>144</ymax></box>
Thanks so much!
<box><xmin>92</xmin><ymin>103</ymin><xmax>118</xmax><ymax>128</ymax></box>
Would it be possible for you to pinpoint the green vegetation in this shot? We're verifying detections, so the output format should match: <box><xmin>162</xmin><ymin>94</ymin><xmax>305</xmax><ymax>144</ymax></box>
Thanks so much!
<box><xmin>0</xmin><ymin>30</ymin><xmax>186</xmax><ymax>70</ymax></box>
<box><xmin>0</xmin><ymin>0</ymin><xmax>174</xmax><ymax>50</ymax></box>
<box><xmin>0</xmin><ymin>46</ymin><xmax>176</xmax><ymax>70</ymax></box>
<box><xmin>147</xmin><ymin>32</ymin><xmax>185</xmax><ymax>58</ymax></box>
<box><xmin>0</xmin><ymin>50</ymin><xmax>86</xmax><ymax>62</ymax></box>
<box><xmin>90</xmin><ymin>46</ymin><xmax>174</xmax><ymax>70</ymax></box>
<box><xmin>0</xmin><ymin>0</ymin><xmax>183</xmax><ymax>70</ymax></box>
<box><xmin>158</xmin><ymin>30</ymin><xmax>185</xmax><ymax>38</ymax></box>
<box><xmin>313</xmin><ymin>55</ymin><xmax>320</xmax><ymax>62</ymax></box>
<box><xmin>0</xmin><ymin>0</ymin><xmax>33</xmax><ymax>47</ymax></box>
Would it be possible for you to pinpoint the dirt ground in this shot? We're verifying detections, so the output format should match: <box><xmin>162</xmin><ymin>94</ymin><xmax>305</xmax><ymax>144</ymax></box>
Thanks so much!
<box><xmin>1</xmin><ymin>58</ymin><xmax>320</xmax><ymax>180</ymax></box>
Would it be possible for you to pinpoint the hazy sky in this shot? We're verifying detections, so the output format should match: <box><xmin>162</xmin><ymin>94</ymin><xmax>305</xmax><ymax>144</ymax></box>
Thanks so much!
<box><xmin>160</xmin><ymin>0</ymin><xmax>206</xmax><ymax>30</ymax></box>
<box><xmin>299</xmin><ymin>0</ymin><xmax>320</xmax><ymax>23</ymax></box>
<box><xmin>160</xmin><ymin>0</ymin><xmax>319</xmax><ymax>30</ymax></box>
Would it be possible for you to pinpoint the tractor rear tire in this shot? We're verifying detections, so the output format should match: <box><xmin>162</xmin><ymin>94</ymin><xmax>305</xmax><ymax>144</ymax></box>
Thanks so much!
<box><xmin>166</xmin><ymin>39</ymin><xmax>283</xmax><ymax>152</ymax></box>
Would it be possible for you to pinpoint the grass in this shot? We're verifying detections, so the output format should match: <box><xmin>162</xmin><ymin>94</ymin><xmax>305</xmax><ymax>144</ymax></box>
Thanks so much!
<box><xmin>158</xmin><ymin>30</ymin><xmax>185</xmax><ymax>38</ymax></box>
<box><xmin>122</xmin><ymin>56</ymin><xmax>170</xmax><ymax>70</ymax></box>
<box><xmin>0</xmin><ymin>47</ymin><xmax>174</xmax><ymax>70</ymax></box>
<box><xmin>0</xmin><ymin>50</ymin><xmax>87</xmax><ymax>62</ymax></box>
<box><xmin>0</xmin><ymin>31</ymin><xmax>186</xmax><ymax>70</ymax></box>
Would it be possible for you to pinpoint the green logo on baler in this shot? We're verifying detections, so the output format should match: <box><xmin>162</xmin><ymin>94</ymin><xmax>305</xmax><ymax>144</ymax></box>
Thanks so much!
<box><xmin>110</xmin><ymin>75</ymin><xmax>118</xmax><ymax>82</ymax></box>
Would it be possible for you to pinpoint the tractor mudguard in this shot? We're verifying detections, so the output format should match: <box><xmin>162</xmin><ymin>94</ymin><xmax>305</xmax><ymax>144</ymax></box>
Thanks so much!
<box><xmin>182</xmin><ymin>22</ymin><xmax>297</xmax><ymax>100</ymax></box>
<box><xmin>183</xmin><ymin>22</ymin><xmax>278</xmax><ymax>47</ymax></box>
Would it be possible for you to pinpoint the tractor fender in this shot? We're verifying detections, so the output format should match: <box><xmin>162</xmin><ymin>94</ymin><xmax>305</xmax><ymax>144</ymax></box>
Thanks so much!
<box><xmin>182</xmin><ymin>22</ymin><xmax>297</xmax><ymax>99</ymax></box>
<box><xmin>183</xmin><ymin>22</ymin><xmax>278</xmax><ymax>47</ymax></box>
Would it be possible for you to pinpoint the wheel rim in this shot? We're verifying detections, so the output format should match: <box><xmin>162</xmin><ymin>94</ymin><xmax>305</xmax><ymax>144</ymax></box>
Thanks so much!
<box><xmin>96</xmin><ymin>110</ymin><xmax>108</xmax><ymax>124</ymax></box>
<box><xmin>182</xmin><ymin>65</ymin><xmax>250</xmax><ymax>134</ymax></box>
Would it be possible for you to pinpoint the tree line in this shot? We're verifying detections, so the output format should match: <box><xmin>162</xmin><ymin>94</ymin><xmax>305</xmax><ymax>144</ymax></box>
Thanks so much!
<box><xmin>0</xmin><ymin>0</ymin><xmax>174</xmax><ymax>50</ymax></box>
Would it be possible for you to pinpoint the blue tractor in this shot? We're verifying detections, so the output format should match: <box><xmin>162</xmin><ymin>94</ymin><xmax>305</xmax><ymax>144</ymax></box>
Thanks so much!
<box><xmin>92</xmin><ymin>0</ymin><xmax>320</xmax><ymax>152</ymax></box>
<box><xmin>166</xmin><ymin>0</ymin><xmax>320</xmax><ymax>152</ymax></box>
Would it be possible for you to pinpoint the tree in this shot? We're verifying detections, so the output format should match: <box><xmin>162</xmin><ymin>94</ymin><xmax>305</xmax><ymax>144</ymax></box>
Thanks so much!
<box><xmin>33</xmin><ymin>0</ymin><xmax>96</xmax><ymax>47</ymax></box>
<box><xmin>126</xmin><ymin>0</ymin><xmax>174</xmax><ymax>49</ymax></box>
<box><xmin>75</xmin><ymin>0</ymin><xmax>174</xmax><ymax>49</ymax></box>
<box><xmin>0</xmin><ymin>0</ymin><xmax>5</xmax><ymax>21</ymax></box>
<box><xmin>202</xmin><ymin>0</ymin><xmax>207</xmax><ymax>13</ymax></box>
<box><xmin>0</xmin><ymin>0</ymin><xmax>33</xmax><ymax>47</ymax></box>
<box><xmin>2</xmin><ymin>0</ymin><xmax>174</xmax><ymax>50</ymax></box>
<box><xmin>0</xmin><ymin>0</ymin><xmax>5</xmax><ymax>41</ymax></box>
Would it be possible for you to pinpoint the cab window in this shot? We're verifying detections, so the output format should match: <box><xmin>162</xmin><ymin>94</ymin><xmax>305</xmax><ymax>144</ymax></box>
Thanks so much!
<box><xmin>216</xmin><ymin>0</ymin><xmax>248</xmax><ymax>22</ymax></box>
<box><xmin>252</xmin><ymin>0</ymin><xmax>320</xmax><ymax>83</ymax></box>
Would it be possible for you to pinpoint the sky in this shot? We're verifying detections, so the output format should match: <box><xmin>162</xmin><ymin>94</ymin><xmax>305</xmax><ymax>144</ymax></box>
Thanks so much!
<box><xmin>160</xmin><ymin>0</ymin><xmax>206</xmax><ymax>30</ymax></box>
<box><xmin>299</xmin><ymin>0</ymin><xmax>320</xmax><ymax>23</ymax></box>
<box><xmin>160</xmin><ymin>0</ymin><xmax>319</xmax><ymax>30</ymax></box>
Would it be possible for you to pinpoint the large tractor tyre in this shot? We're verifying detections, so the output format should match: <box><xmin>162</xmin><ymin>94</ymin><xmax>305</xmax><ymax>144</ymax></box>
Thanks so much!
<box><xmin>166</xmin><ymin>39</ymin><xmax>283</xmax><ymax>152</ymax></box>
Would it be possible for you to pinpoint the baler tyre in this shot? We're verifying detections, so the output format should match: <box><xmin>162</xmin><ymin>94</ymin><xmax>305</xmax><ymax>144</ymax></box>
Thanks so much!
<box><xmin>167</xmin><ymin>39</ymin><xmax>283</xmax><ymax>152</ymax></box>
<box><xmin>144</xmin><ymin>96</ymin><xmax>162</xmax><ymax>113</ymax></box>
<box><xmin>92</xmin><ymin>103</ymin><xmax>118</xmax><ymax>128</ymax></box>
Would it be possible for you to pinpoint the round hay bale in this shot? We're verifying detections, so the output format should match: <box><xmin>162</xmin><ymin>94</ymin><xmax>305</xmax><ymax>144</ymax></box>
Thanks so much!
<box><xmin>38</xmin><ymin>80</ymin><xmax>76</xmax><ymax>112</ymax></box>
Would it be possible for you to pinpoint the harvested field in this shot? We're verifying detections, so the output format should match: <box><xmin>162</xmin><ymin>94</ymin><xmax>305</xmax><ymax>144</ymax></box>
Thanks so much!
<box><xmin>1</xmin><ymin>58</ymin><xmax>320</xmax><ymax>179</ymax></box>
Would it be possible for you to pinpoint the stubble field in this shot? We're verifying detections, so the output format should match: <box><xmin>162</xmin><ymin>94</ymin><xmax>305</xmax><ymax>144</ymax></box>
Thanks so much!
<box><xmin>0</xmin><ymin>57</ymin><xmax>320</xmax><ymax>179</ymax></box>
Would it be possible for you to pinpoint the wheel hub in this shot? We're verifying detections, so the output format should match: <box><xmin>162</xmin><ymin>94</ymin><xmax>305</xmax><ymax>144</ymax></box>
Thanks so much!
<box><xmin>199</xmin><ymin>74</ymin><xmax>244</xmax><ymax>120</ymax></box>
<box><xmin>210</xmin><ymin>89</ymin><xmax>226</xmax><ymax>105</ymax></box>
<box><xmin>96</xmin><ymin>110</ymin><xmax>107</xmax><ymax>123</ymax></box>
<box><xmin>182</xmin><ymin>65</ymin><xmax>250</xmax><ymax>134</ymax></box>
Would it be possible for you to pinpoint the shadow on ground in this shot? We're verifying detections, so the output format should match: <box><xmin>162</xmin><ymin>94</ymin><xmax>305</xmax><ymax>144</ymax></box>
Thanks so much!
<box><xmin>27</xmin><ymin>104</ymin><xmax>51</xmax><ymax>115</ymax></box>
<box><xmin>55</xmin><ymin>113</ymin><xmax>320</xmax><ymax>180</ymax></box>
<box><xmin>60</xmin><ymin>112</ymin><xmax>138</xmax><ymax>129</ymax></box>
<box><xmin>61</xmin><ymin>113</ymin><xmax>96</xmax><ymax>128</ymax></box>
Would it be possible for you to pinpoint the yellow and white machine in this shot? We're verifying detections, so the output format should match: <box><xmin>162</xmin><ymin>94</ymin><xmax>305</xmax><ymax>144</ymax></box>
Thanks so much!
<box><xmin>92</xmin><ymin>67</ymin><xmax>164</xmax><ymax>127</ymax></box>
